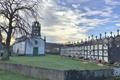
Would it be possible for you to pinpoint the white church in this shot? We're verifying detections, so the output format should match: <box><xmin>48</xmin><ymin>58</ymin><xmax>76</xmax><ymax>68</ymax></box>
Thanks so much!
<box><xmin>13</xmin><ymin>21</ymin><xmax>45</xmax><ymax>56</ymax></box>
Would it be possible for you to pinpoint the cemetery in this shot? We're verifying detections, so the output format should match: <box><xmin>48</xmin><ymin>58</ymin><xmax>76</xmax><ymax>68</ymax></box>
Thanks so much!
<box><xmin>60</xmin><ymin>29</ymin><xmax>120</xmax><ymax>64</ymax></box>
<box><xmin>0</xmin><ymin>55</ymin><xmax>120</xmax><ymax>80</ymax></box>
<box><xmin>0</xmin><ymin>55</ymin><xmax>113</xmax><ymax>80</ymax></box>
<box><xmin>0</xmin><ymin>55</ymin><xmax>107</xmax><ymax>70</ymax></box>
<box><xmin>0</xmin><ymin>17</ymin><xmax>120</xmax><ymax>80</ymax></box>
<box><xmin>1</xmin><ymin>0</ymin><xmax>120</xmax><ymax>80</ymax></box>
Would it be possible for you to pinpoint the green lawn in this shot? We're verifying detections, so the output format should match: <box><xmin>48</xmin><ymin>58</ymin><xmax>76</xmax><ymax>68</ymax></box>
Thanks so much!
<box><xmin>1</xmin><ymin>55</ymin><xmax>109</xmax><ymax>70</ymax></box>
<box><xmin>0</xmin><ymin>70</ymin><xmax>40</xmax><ymax>80</ymax></box>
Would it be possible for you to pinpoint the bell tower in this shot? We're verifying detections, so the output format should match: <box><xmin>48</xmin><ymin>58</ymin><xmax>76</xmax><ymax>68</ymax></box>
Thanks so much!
<box><xmin>32</xmin><ymin>21</ymin><xmax>41</xmax><ymax>37</ymax></box>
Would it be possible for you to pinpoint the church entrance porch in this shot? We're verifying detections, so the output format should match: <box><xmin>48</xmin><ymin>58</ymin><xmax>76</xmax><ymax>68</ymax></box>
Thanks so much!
<box><xmin>33</xmin><ymin>47</ymin><xmax>38</xmax><ymax>56</ymax></box>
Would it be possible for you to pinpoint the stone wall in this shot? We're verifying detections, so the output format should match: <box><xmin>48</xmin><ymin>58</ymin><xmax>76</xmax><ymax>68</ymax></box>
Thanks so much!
<box><xmin>65</xmin><ymin>69</ymin><xmax>113</xmax><ymax>80</ymax></box>
<box><xmin>0</xmin><ymin>63</ymin><xmax>117</xmax><ymax>80</ymax></box>
<box><xmin>0</xmin><ymin>63</ymin><xmax>65</xmax><ymax>80</ymax></box>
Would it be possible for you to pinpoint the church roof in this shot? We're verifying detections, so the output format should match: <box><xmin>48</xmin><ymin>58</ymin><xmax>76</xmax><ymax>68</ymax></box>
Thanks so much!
<box><xmin>15</xmin><ymin>36</ymin><xmax>28</xmax><ymax>43</ymax></box>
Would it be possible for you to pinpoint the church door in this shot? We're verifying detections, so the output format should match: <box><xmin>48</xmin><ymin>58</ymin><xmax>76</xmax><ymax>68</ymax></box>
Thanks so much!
<box><xmin>33</xmin><ymin>47</ymin><xmax>38</xmax><ymax>56</ymax></box>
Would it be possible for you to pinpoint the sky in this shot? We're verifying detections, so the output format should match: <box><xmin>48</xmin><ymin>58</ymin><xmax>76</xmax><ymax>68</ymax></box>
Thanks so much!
<box><xmin>32</xmin><ymin>0</ymin><xmax>120</xmax><ymax>43</ymax></box>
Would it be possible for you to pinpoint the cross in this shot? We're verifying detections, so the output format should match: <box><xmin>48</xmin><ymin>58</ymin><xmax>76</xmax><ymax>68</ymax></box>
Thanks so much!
<box><xmin>117</xmin><ymin>29</ymin><xmax>119</xmax><ymax>36</ymax></box>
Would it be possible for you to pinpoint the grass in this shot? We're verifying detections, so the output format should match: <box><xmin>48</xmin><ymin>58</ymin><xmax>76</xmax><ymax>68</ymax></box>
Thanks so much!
<box><xmin>106</xmin><ymin>77</ymin><xmax>120</xmax><ymax>80</ymax></box>
<box><xmin>0</xmin><ymin>70</ymin><xmax>40</xmax><ymax>80</ymax></box>
<box><xmin>0</xmin><ymin>55</ymin><xmax>109</xmax><ymax>70</ymax></box>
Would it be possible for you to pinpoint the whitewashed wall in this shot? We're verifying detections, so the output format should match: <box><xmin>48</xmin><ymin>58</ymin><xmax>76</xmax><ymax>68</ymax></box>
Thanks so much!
<box><xmin>25</xmin><ymin>37</ymin><xmax>45</xmax><ymax>55</ymax></box>
<box><xmin>13</xmin><ymin>37</ymin><xmax>45</xmax><ymax>55</ymax></box>
<box><xmin>13</xmin><ymin>42</ymin><xmax>25</xmax><ymax>55</ymax></box>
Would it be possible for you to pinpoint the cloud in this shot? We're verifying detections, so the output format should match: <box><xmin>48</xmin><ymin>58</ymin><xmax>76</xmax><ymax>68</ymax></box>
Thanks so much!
<box><xmin>116</xmin><ymin>23</ymin><xmax>120</xmax><ymax>27</ymax></box>
<box><xmin>82</xmin><ymin>7</ymin><xmax>113</xmax><ymax>17</ymax></box>
<box><xmin>66</xmin><ymin>0</ymin><xmax>90</xmax><ymax>4</ymax></box>
<box><xmin>43</xmin><ymin>26</ymin><xmax>87</xmax><ymax>43</ymax></box>
<box><xmin>40</xmin><ymin>7</ymin><xmax>89</xmax><ymax>43</ymax></box>
<box><xmin>72</xmin><ymin>4</ymin><xmax>80</xmax><ymax>9</ymax></box>
<box><xmin>36</xmin><ymin>0</ymin><xmax>88</xmax><ymax>43</ymax></box>
<box><xmin>105</xmin><ymin>0</ymin><xmax>120</xmax><ymax>6</ymax></box>
<box><xmin>36</xmin><ymin>0</ymin><xmax>118</xmax><ymax>43</ymax></box>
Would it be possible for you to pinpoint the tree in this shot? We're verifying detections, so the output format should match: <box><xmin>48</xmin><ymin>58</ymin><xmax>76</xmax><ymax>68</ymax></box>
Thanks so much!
<box><xmin>0</xmin><ymin>0</ymin><xmax>39</xmax><ymax>60</ymax></box>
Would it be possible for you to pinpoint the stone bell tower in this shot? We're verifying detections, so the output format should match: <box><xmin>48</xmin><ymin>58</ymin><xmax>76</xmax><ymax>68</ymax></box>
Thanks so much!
<box><xmin>31</xmin><ymin>21</ymin><xmax>41</xmax><ymax>37</ymax></box>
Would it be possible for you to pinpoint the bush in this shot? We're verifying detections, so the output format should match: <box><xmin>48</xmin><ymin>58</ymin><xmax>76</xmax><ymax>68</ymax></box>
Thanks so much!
<box><xmin>109</xmin><ymin>60</ymin><xmax>114</xmax><ymax>65</ymax></box>
<box><xmin>79</xmin><ymin>56</ymin><xmax>84</xmax><ymax>59</ymax></box>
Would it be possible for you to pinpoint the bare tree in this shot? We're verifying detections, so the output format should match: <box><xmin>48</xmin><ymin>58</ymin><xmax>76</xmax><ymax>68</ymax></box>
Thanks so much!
<box><xmin>0</xmin><ymin>0</ymin><xmax>39</xmax><ymax>60</ymax></box>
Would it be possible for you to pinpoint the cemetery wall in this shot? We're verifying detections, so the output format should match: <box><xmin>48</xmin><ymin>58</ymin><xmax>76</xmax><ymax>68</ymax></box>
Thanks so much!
<box><xmin>0</xmin><ymin>63</ymin><xmax>65</xmax><ymax>80</ymax></box>
<box><xmin>0</xmin><ymin>63</ymin><xmax>120</xmax><ymax>80</ymax></box>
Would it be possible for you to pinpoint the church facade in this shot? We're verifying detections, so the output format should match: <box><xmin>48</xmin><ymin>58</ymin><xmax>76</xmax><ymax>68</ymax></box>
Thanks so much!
<box><xmin>13</xmin><ymin>21</ymin><xmax>45</xmax><ymax>56</ymax></box>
